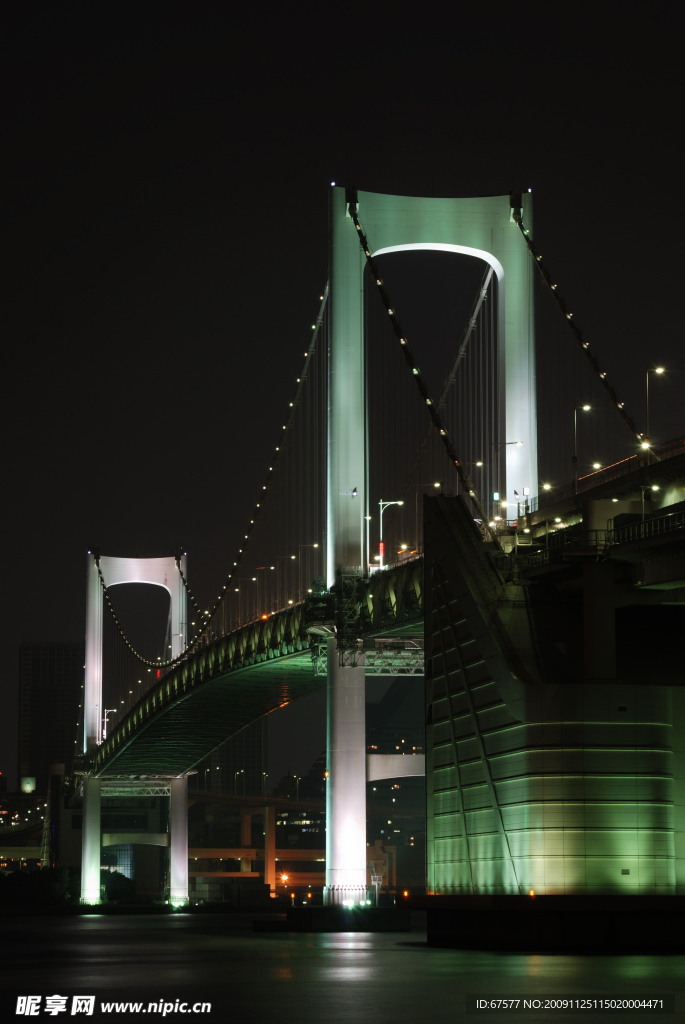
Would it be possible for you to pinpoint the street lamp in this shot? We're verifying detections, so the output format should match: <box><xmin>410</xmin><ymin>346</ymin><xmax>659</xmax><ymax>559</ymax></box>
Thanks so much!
<box><xmin>234</xmin><ymin>578</ymin><xmax>258</xmax><ymax>626</ymax></box>
<box><xmin>491</xmin><ymin>441</ymin><xmax>523</xmax><ymax>508</ymax></box>
<box><xmin>544</xmin><ymin>517</ymin><xmax>562</xmax><ymax>550</ymax></box>
<box><xmin>378</xmin><ymin>499</ymin><xmax>404</xmax><ymax>569</ymax></box>
<box><xmin>296</xmin><ymin>543</ymin><xmax>321</xmax><ymax>601</ymax></box>
<box><xmin>639</xmin><ymin>484</ymin><xmax>659</xmax><ymax>523</ymax></box>
<box><xmin>573</xmin><ymin>405</ymin><xmax>591</xmax><ymax>495</ymax></box>
<box><xmin>273</xmin><ymin>555</ymin><xmax>297</xmax><ymax>609</ymax></box>
<box><xmin>254</xmin><ymin>566</ymin><xmax>275</xmax><ymax>617</ymax></box>
<box><xmin>102</xmin><ymin>709</ymin><xmax>116</xmax><ymax>742</ymax></box>
<box><xmin>645</xmin><ymin>367</ymin><xmax>665</xmax><ymax>460</ymax></box>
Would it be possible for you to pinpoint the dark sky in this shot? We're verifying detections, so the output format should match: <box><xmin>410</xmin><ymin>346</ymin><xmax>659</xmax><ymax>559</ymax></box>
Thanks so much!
<box><xmin>3</xmin><ymin>2</ymin><xmax>683</xmax><ymax>788</ymax></box>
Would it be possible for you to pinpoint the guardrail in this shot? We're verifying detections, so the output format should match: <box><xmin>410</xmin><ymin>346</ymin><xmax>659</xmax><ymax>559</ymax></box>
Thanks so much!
<box><xmin>607</xmin><ymin>510</ymin><xmax>684</xmax><ymax>546</ymax></box>
<box><xmin>494</xmin><ymin>512</ymin><xmax>684</xmax><ymax>576</ymax></box>
<box><xmin>493</xmin><ymin>550</ymin><xmax>550</xmax><ymax>572</ymax></box>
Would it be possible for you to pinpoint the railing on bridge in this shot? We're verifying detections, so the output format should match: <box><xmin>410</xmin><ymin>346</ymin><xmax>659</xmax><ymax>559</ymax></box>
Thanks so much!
<box><xmin>529</xmin><ymin>435</ymin><xmax>685</xmax><ymax>512</ymax></box>
<box><xmin>607</xmin><ymin>509</ymin><xmax>684</xmax><ymax>546</ymax></box>
<box><xmin>493</xmin><ymin>510</ymin><xmax>684</xmax><ymax>576</ymax></box>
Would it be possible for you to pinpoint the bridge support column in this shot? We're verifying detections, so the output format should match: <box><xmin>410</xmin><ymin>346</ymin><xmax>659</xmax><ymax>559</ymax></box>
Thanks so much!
<box><xmin>80</xmin><ymin>776</ymin><xmax>102</xmax><ymax>904</ymax></box>
<box><xmin>263</xmin><ymin>805</ymin><xmax>276</xmax><ymax>896</ymax></box>
<box><xmin>240</xmin><ymin>811</ymin><xmax>252</xmax><ymax>872</ymax></box>
<box><xmin>324</xmin><ymin>638</ymin><xmax>368</xmax><ymax>906</ymax></box>
<box><xmin>325</xmin><ymin>189</ymin><xmax>368</xmax><ymax>906</ymax></box>
<box><xmin>169</xmin><ymin>776</ymin><xmax>189</xmax><ymax>906</ymax></box>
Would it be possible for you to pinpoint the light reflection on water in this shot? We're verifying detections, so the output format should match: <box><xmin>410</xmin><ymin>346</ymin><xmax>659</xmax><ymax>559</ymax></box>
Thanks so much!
<box><xmin>0</xmin><ymin>915</ymin><xmax>682</xmax><ymax>1023</ymax></box>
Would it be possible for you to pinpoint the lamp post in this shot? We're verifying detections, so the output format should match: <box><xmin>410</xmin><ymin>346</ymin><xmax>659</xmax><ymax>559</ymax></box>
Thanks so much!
<box><xmin>492</xmin><ymin>441</ymin><xmax>523</xmax><ymax>512</ymax></box>
<box><xmin>102</xmin><ymin>709</ymin><xmax>116</xmax><ymax>742</ymax></box>
<box><xmin>639</xmin><ymin>484</ymin><xmax>660</xmax><ymax>524</ymax></box>
<box><xmin>296</xmin><ymin>543</ymin><xmax>320</xmax><ymax>601</ymax></box>
<box><xmin>645</xmin><ymin>367</ymin><xmax>665</xmax><ymax>463</ymax></box>
<box><xmin>378</xmin><ymin>499</ymin><xmax>404</xmax><ymax>569</ymax></box>
<box><xmin>273</xmin><ymin>555</ymin><xmax>296</xmax><ymax>610</ymax></box>
<box><xmin>573</xmin><ymin>405</ymin><xmax>591</xmax><ymax>495</ymax></box>
<box><xmin>545</xmin><ymin>517</ymin><xmax>562</xmax><ymax>550</ymax></box>
<box><xmin>254</xmin><ymin>566</ymin><xmax>275</xmax><ymax>617</ymax></box>
<box><xmin>234</xmin><ymin>578</ymin><xmax>258</xmax><ymax>626</ymax></box>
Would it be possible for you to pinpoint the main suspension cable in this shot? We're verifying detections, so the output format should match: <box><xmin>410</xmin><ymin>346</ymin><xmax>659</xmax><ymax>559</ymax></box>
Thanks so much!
<box><xmin>511</xmin><ymin>200</ymin><xmax>643</xmax><ymax>444</ymax></box>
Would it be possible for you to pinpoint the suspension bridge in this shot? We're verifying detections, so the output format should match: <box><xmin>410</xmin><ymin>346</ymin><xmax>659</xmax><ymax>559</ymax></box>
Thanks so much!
<box><xmin>74</xmin><ymin>188</ymin><xmax>685</xmax><ymax>905</ymax></box>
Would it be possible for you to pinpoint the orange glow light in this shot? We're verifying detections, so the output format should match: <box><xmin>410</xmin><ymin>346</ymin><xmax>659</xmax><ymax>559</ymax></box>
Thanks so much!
<box><xmin>529</xmin><ymin>890</ymin><xmax>535</xmax><ymax>897</ymax></box>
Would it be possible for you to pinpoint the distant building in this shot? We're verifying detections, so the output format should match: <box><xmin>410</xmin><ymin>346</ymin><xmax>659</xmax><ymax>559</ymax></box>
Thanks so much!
<box><xmin>17</xmin><ymin>641</ymin><xmax>84</xmax><ymax>793</ymax></box>
<box><xmin>366</xmin><ymin>678</ymin><xmax>424</xmax><ymax>756</ymax></box>
<box><xmin>272</xmin><ymin>749</ymin><xmax>326</xmax><ymax>802</ymax></box>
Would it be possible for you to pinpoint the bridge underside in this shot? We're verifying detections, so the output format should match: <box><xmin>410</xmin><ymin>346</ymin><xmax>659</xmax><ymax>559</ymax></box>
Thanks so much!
<box><xmin>93</xmin><ymin>559</ymin><xmax>424</xmax><ymax>779</ymax></box>
<box><xmin>95</xmin><ymin>651</ymin><xmax>321</xmax><ymax>777</ymax></box>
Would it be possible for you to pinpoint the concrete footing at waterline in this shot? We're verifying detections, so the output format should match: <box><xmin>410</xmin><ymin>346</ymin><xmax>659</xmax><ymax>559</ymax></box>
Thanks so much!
<box><xmin>409</xmin><ymin>895</ymin><xmax>685</xmax><ymax>951</ymax></box>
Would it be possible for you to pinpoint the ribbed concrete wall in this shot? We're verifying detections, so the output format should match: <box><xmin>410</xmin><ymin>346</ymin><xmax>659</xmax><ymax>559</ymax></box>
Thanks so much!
<box><xmin>425</xmin><ymin>496</ymin><xmax>681</xmax><ymax>895</ymax></box>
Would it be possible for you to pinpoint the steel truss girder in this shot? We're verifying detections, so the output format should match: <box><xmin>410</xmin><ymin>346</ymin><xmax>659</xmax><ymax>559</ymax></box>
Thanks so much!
<box><xmin>312</xmin><ymin>639</ymin><xmax>424</xmax><ymax>676</ymax></box>
<box><xmin>87</xmin><ymin>779</ymin><xmax>173</xmax><ymax>797</ymax></box>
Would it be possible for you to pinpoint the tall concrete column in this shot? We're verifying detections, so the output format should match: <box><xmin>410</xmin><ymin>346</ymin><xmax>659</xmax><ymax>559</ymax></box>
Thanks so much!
<box><xmin>325</xmin><ymin>188</ymin><xmax>368</xmax><ymax>906</ymax></box>
<box><xmin>241</xmin><ymin>811</ymin><xmax>252</xmax><ymax>872</ymax></box>
<box><xmin>84</xmin><ymin>555</ymin><xmax>103</xmax><ymax>754</ymax></box>
<box><xmin>169</xmin><ymin>776</ymin><xmax>188</xmax><ymax>905</ymax></box>
<box><xmin>263</xmin><ymin>804</ymin><xmax>276</xmax><ymax>896</ymax></box>
<box><xmin>327</xmin><ymin>188</ymin><xmax>366</xmax><ymax>585</ymax></box>
<box><xmin>325</xmin><ymin>637</ymin><xmax>367</xmax><ymax>904</ymax></box>
<box><xmin>80</xmin><ymin>776</ymin><xmax>101</xmax><ymax>903</ymax></box>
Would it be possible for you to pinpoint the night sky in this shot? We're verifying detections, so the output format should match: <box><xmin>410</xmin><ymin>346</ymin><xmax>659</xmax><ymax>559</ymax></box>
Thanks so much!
<box><xmin>3</xmin><ymin>3</ymin><xmax>682</xmax><ymax>789</ymax></box>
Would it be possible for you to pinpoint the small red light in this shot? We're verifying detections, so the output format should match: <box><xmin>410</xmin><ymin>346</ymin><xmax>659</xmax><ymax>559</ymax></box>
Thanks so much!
<box><xmin>156</xmin><ymin>669</ymin><xmax>161</xmax><ymax>679</ymax></box>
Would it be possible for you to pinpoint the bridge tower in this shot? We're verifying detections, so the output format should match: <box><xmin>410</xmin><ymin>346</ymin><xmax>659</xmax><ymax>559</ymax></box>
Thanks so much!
<box><xmin>325</xmin><ymin>187</ymin><xmax>536</xmax><ymax>905</ymax></box>
<box><xmin>80</xmin><ymin>553</ymin><xmax>188</xmax><ymax>905</ymax></box>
